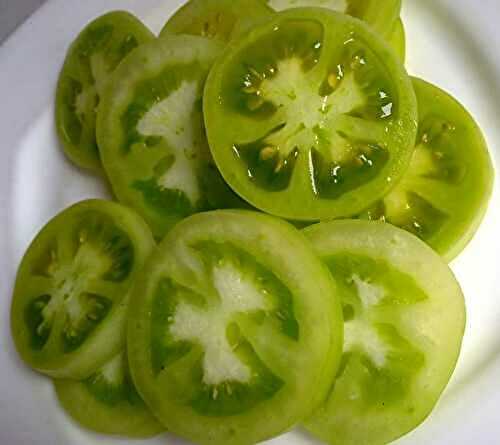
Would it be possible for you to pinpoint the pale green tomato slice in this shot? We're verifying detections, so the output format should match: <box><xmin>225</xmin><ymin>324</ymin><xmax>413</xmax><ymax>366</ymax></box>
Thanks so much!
<box><xmin>360</xmin><ymin>78</ymin><xmax>494</xmax><ymax>260</ymax></box>
<box><xmin>98</xmin><ymin>35</ymin><xmax>245</xmax><ymax>238</ymax></box>
<box><xmin>160</xmin><ymin>0</ymin><xmax>274</xmax><ymax>43</ymax></box>
<box><xmin>303</xmin><ymin>220</ymin><xmax>466</xmax><ymax>445</ymax></box>
<box><xmin>266</xmin><ymin>0</ymin><xmax>401</xmax><ymax>38</ymax></box>
<box><xmin>204</xmin><ymin>8</ymin><xmax>417</xmax><ymax>221</ymax></box>
<box><xmin>128</xmin><ymin>210</ymin><xmax>343</xmax><ymax>445</ymax></box>
<box><xmin>11</xmin><ymin>200</ymin><xmax>155</xmax><ymax>379</ymax></box>
<box><xmin>54</xmin><ymin>352</ymin><xmax>164</xmax><ymax>438</ymax></box>
<box><xmin>56</xmin><ymin>11</ymin><xmax>154</xmax><ymax>173</ymax></box>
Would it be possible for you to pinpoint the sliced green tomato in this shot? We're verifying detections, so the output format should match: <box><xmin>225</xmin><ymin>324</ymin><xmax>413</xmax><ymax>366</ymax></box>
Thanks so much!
<box><xmin>54</xmin><ymin>352</ymin><xmax>164</xmax><ymax>438</ymax></box>
<box><xmin>55</xmin><ymin>12</ymin><xmax>154</xmax><ymax>172</ymax></box>
<box><xmin>11</xmin><ymin>200</ymin><xmax>154</xmax><ymax>379</ymax></box>
<box><xmin>160</xmin><ymin>0</ymin><xmax>274</xmax><ymax>43</ymax></box>
<box><xmin>360</xmin><ymin>78</ymin><xmax>494</xmax><ymax>260</ymax></box>
<box><xmin>204</xmin><ymin>8</ymin><xmax>417</xmax><ymax>221</ymax></box>
<box><xmin>128</xmin><ymin>210</ymin><xmax>343</xmax><ymax>445</ymax></box>
<box><xmin>388</xmin><ymin>19</ymin><xmax>406</xmax><ymax>61</ymax></box>
<box><xmin>97</xmin><ymin>35</ymin><xmax>245</xmax><ymax>238</ymax></box>
<box><xmin>303</xmin><ymin>220</ymin><xmax>465</xmax><ymax>445</ymax></box>
<box><xmin>266</xmin><ymin>0</ymin><xmax>401</xmax><ymax>38</ymax></box>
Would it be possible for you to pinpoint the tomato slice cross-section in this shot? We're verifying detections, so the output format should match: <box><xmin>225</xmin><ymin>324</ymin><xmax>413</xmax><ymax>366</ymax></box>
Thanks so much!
<box><xmin>127</xmin><ymin>210</ymin><xmax>343</xmax><ymax>444</ymax></box>
<box><xmin>204</xmin><ymin>8</ymin><xmax>417</xmax><ymax>221</ymax></box>
<box><xmin>11</xmin><ymin>200</ymin><xmax>155</xmax><ymax>379</ymax></box>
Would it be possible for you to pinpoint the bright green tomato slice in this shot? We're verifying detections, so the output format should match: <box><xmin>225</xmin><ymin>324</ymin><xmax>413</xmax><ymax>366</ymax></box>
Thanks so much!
<box><xmin>389</xmin><ymin>19</ymin><xmax>406</xmax><ymax>61</ymax></box>
<box><xmin>128</xmin><ymin>210</ymin><xmax>343</xmax><ymax>445</ymax></box>
<box><xmin>266</xmin><ymin>0</ymin><xmax>401</xmax><ymax>38</ymax></box>
<box><xmin>98</xmin><ymin>35</ymin><xmax>245</xmax><ymax>238</ymax></box>
<box><xmin>11</xmin><ymin>200</ymin><xmax>155</xmax><ymax>379</ymax></box>
<box><xmin>360</xmin><ymin>78</ymin><xmax>494</xmax><ymax>261</ymax></box>
<box><xmin>160</xmin><ymin>0</ymin><xmax>274</xmax><ymax>43</ymax></box>
<box><xmin>204</xmin><ymin>8</ymin><xmax>417</xmax><ymax>221</ymax></box>
<box><xmin>55</xmin><ymin>11</ymin><xmax>154</xmax><ymax>173</ymax></box>
<box><xmin>54</xmin><ymin>351</ymin><xmax>164</xmax><ymax>438</ymax></box>
<box><xmin>303</xmin><ymin>220</ymin><xmax>465</xmax><ymax>445</ymax></box>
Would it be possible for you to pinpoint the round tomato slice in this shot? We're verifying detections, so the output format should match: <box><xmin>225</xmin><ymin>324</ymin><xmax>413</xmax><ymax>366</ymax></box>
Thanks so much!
<box><xmin>160</xmin><ymin>0</ymin><xmax>274</xmax><ymax>43</ymax></box>
<box><xmin>128</xmin><ymin>210</ymin><xmax>343</xmax><ymax>444</ymax></box>
<box><xmin>56</xmin><ymin>11</ymin><xmax>154</xmax><ymax>173</ymax></box>
<box><xmin>360</xmin><ymin>78</ymin><xmax>494</xmax><ymax>260</ymax></box>
<box><xmin>98</xmin><ymin>35</ymin><xmax>245</xmax><ymax>238</ymax></box>
<box><xmin>54</xmin><ymin>352</ymin><xmax>164</xmax><ymax>438</ymax></box>
<box><xmin>11</xmin><ymin>200</ymin><xmax>155</xmax><ymax>379</ymax></box>
<box><xmin>204</xmin><ymin>8</ymin><xmax>417</xmax><ymax>221</ymax></box>
<box><xmin>303</xmin><ymin>220</ymin><xmax>465</xmax><ymax>445</ymax></box>
<box><xmin>266</xmin><ymin>0</ymin><xmax>401</xmax><ymax>37</ymax></box>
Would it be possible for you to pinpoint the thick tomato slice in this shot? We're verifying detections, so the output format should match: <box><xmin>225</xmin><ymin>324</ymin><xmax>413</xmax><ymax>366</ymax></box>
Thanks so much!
<box><xmin>98</xmin><ymin>35</ymin><xmax>246</xmax><ymax>238</ymax></box>
<box><xmin>160</xmin><ymin>0</ymin><xmax>274</xmax><ymax>43</ymax></box>
<box><xmin>360</xmin><ymin>78</ymin><xmax>494</xmax><ymax>260</ymax></box>
<box><xmin>204</xmin><ymin>8</ymin><xmax>417</xmax><ymax>221</ymax></box>
<box><xmin>11</xmin><ymin>200</ymin><xmax>154</xmax><ymax>379</ymax></box>
<box><xmin>54</xmin><ymin>351</ymin><xmax>164</xmax><ymax>438</ymax></box>
<box><xmin>303</xmin><ymin>220</ymin><xmax>466</xmax><ymax>445</ymax></box>
<box><xmin>56</xmin><ymin>11</ymin><xmax>154</xmax><ymax>173</ymax></box>
<box><xmin>127</xmin><ymin>210</ymin><xmax>343</xmax><ymax>444</ymax></box>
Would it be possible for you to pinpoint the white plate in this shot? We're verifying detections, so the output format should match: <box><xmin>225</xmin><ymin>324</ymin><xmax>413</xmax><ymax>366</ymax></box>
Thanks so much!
<box><xmin>1</xmin><ymin>0</ymin><xmax>499</xmax><ymax>444</ymax></box>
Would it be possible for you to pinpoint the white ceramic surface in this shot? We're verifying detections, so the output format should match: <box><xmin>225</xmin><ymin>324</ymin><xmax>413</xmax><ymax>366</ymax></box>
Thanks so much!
<box><xmin>1</xmin><ymin>0</ymin><xmax>499</xmax><ymax>443</ymax></box>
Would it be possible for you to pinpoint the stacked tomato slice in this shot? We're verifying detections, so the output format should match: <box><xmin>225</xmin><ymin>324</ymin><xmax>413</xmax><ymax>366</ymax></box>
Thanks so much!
<box><xmin>10</xmin><ymin>1</ymin><xmax>494</xmax><ymax>444</ymax></box>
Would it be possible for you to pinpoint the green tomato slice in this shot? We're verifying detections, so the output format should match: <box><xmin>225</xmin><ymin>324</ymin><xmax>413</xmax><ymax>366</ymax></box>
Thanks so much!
<box><xmin>128</xmin><ymin>210</ymin><xmax>343</xmax><ymax>445</ymax></box>
<box><xmin>55</xmin><ymin>11</ymin><xmax>154</xmax><ymax>173</ymax></box>
<box><xmin>160</xmin><ymin>0</ymin><xmax>274</xmax><ymax>43</ymax></box>
<box><xmin>204</xmin><ymin>8</ymin><xmax>417</xmax><ymax>221</ymax></box>
<box><xmin>54</xmin><ymin>351</ymin><xmax>164</xmax><ymax>438</ymax></box>
<box><xmin>303</xmin><ymin>220</ymin><xmax>465</xmax><ymax>445</ymax></box>
<box><xmin>97</xmin><ymin>35</ymin><xmax>244</xmax><ymax>238</ymax></box>
<box><xmin>266</xmin><ymin>0</ymin><xmax>401</xmax><ymax>38</ymax></box>
<box><xmin>11</xmin><ymin>200</ymin><xmax>155</xmax><ymax>379</ymax></box>
<box><xmin>360</xmin><ymin>78</ymin><xmax>494</xmax><ymax>260</ymax></box>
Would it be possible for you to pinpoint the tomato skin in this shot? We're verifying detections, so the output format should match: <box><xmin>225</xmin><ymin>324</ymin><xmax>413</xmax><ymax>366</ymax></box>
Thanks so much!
<box><xmin>54</xmin><ymin>352</ymin><xmax>164</xmax><ymax>438</ymax></box>
<box><xmin>55</xmin><ymin>11</ymin><xmax>154</xmax><ymax>173</ymax></box>
<box><xmin>302</xmin><ymin>220</ymin><xmax>466</xmax><ymax>445</ymax></box>
<box><xmin>204</xmin><ymin>8</ymin><xmax>417</xmax><ymax>221</ymax></box>
<box><xmin>128</xmin><ymin>210</ymin><xmax>343</xmax><ymax>445</ymax></box>
<box><xmin>11</xmin><ymin>200</ymin><xmax>155</xmax><ymax>380</ymax></box>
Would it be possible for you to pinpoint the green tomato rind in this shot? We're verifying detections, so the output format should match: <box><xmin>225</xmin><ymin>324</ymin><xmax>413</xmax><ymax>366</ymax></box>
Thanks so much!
<box><xmin>303</xmin><ymin>220</ymin><xmax>466</xmax><ymax>445</ymax></box>
<box><xmin>204</xmin><ymin>8</ymin><xmax>417</xmax><ymax>221</ymax></box>
<box><xmin>11</xmin><ymin>200</ymin><xmax>155</xmax><ymax>379</ymax></box>
<box><xmin>389</xmin><ymin>19</ymin><xmax>406</xmax><ymax>62</ymax></box>
<box><xmin>55</xmin><ymin>11</ymin><xmax>154</xmax><ymax>173</ymax></box>
<box><xmin>128</xmin><ymin>210</ymin><xmax>343</xmax><ymax>445</ymax></box>
<box><xmin>361</xmin><ymin>78</ymin><xmax>494</xmax><ymax>261</ymax></box>
<box><xmin>97</xmin><ymin>35</ymin><xmax>241</xmax><ymax>238</ymax></box>
<box><xmin>54</xmin><ymin>352</ymin><xmax>164</xmax><ymax>438</ymax></box>
<box><xmin>160</xmin><ymin>0</ymin><xmax>274</xmax><ymax>43</ymax></box>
